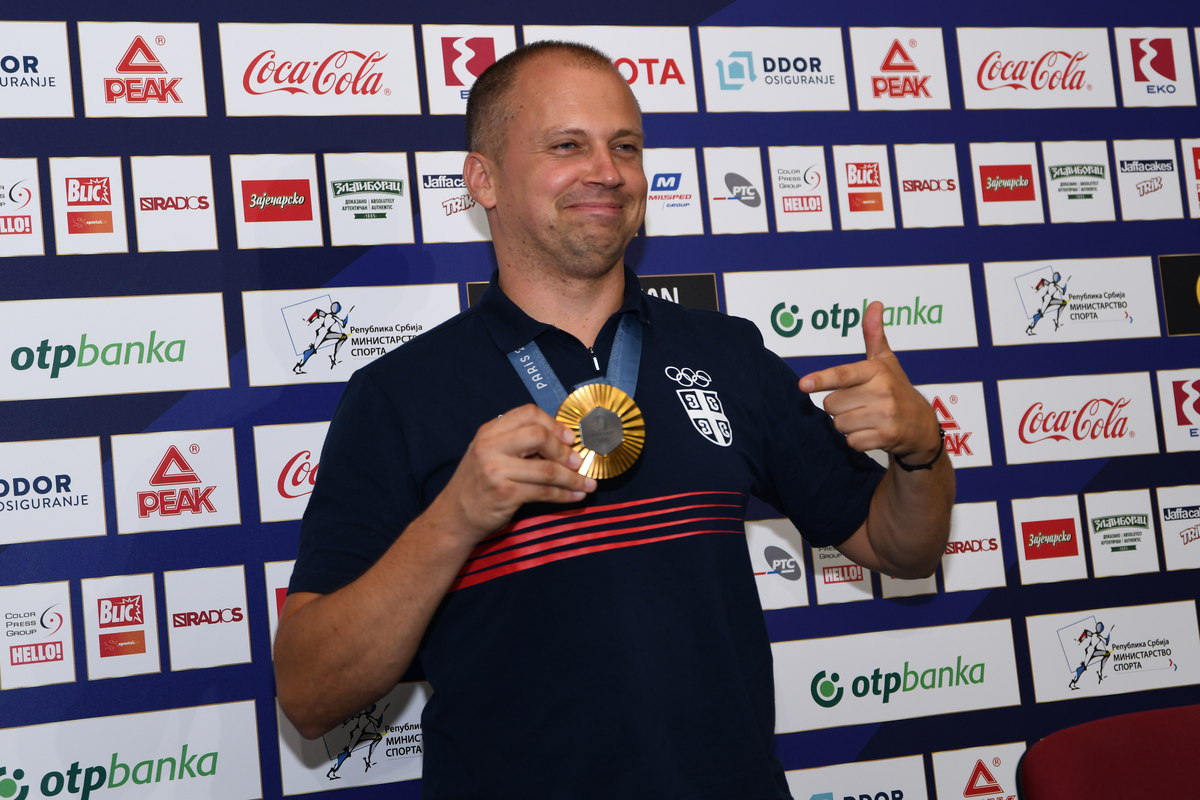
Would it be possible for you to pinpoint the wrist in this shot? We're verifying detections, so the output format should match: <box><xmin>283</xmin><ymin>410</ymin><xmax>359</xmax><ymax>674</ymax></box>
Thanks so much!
<box><xmin>892</xmin><ymin>426</ymin><xmax>946</xmax><ymax>472</ymax></box>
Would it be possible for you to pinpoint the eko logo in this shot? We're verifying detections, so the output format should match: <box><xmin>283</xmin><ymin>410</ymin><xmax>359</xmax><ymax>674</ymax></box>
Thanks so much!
<box><xmin>1130</xmin><ymin>38</ymin><xmax>1176</xmax><ymax>86</ymax></box>
<box><xmin>441</xmin><ymin>36</ymin><xmax>495</xmax><ymax>95</ymax></box>
<box><xmin>810</xmin><ymin>655</ymin><xmax>987</xmax><ymax>707</ymax></box>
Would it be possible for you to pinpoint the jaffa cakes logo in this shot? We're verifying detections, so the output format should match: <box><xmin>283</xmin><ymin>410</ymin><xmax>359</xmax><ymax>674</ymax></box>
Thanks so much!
<box><xmin>770</xmin><ymin>297</ymin><xmax>945</xmax><ymax>339</ymax></box>
<box><xmin>1022</xmin><ymin>518</ymin><xmax>1079</xmax><ymax>560</ymax></box>
<box><xmin>6</xmin><ymin>605</ymin><xmax>65</xmax><ymax>667</ymax></box>
<box><xmin>962</xmin><ymin>759</ymin><xmax>1013</xmax><ymax>800</ymax></box>
<box><xmin>1130</xmin><ymin>38</ymin><xmax>1177</xmax><ymax>95</ymax></box>
<box><xmin>241</xmin><ymin>46</ymin><xmax>388</xmax><ymax>99</ymax></box>
<box><xmin>104</xmin><ymin>35</ymin><xmax>181</xmax><ymax>105</ymax></box>
<box><xmin>331</xmin><ymin>178</ymin><xmax>404</xmax><ymax>220</ymax></box>
<box><xmin>441</xmin><ymin>36</ymin><xmax>495</xmax><ymax>98</ymax></box>
<box><xmin>242</xmin><ymin>179</ymin><xmax>311</xmax><ymax>223</ymax></box>
<box><xmin>778</xmin><ymin>165</ymin><xmax>823</xmax><ymax>213</ymax></box>
<box><xmin>137</xmin><ymin>445</ymin><xmax>216</xmax><ymax>520</ymax></box>
<box><xmin>97</xmin><ymin>594</ymin><xmax>146</xmax><ymax>658</ymax></box>
<box><xmin>281</xmin><ymin>293</ymin><xmax>423</xmax><ymax>376</ymax></box>
<box><xmin>0</xmin><ymin>744</ymin><xmax>220</xmax><ymax>800</ymax></box>
<box><xmin>1164</xmin><ymin>504</ymin><xmax>1200</xmax><ymax>549</ymax></box>
<box><xmin>1056</xmin><ymin>615</ymin><xmax>1178</xmax><ymax>693</ymax></box>
<box><xmin>711</xmin><ymin>173</ymin><xmax>761</xmax><ymax>207</ymax></box>
<box><xmin>872</xmin><ymin>39</ymin><xmax>932</xmax><ymax>99</ymax></box>
<box><xmin>977</xmin><ymin>47</ymin><xmax>1093</xmax><ymax>94</ymax></box>
<box><xmin>758</xmin><ymin>546</ymin><xmax>802</xmax><ymax>581</ymax></box>
<box><xmin>1048</xmin><ymin>163</ymin><xmax>1105</xmax><ymax>200</ymax></box>
<box><xmin>321</xmin><ymin>702</ymin><xmax>425</xmax><ymax>780</ymax></box>
<box><xmin>10</xmin><ymin>331</ymin><xmax>186</xmax><ymax>381</ymax></box>
<box><xmin>845</xmin><ymin>162</ymin><xmax>883</xmax><ymax>212</ymax></box>
<box><xmin>1119</xmin><ymin>158</ymin><xmax>1173</xmax><ymax>198</ymax></box>
<box><xmin>665</xmin><ymin>366</ymin><xmax>732</xmax><ymax>447</ymax></box>
<box><xmin>423</xmin><ymin>173</ymin><xmax>475</xmax><ymax>216</ymax></box>
<box><xmin>809</xmin><ymin>654</ymin><xmax>987</xmax><ymax>708</ymax></box>
<box><xmin>979</xmin><ymin>165</ymin><xmax>1035</xmax><ymax>202</ymax></box>
<box><xmin>648</xmin><ymin>173</ymin><xmax>692</xmax><ymax>210</ymax></box>
<box><xmin>1013</xmin><ymin>265</ymin><xmax>1131</xmax><ymax>337</ymax></box>
<box><xmin>1171</xmin><ymin>378</ymin><xmax>1200</xmax><ymax>438</ymax></box>
<box><xmin>716</xmin><ymin>50</ymin><xmax>830</xmax><ymax>90</ymax></box>
<box><xmin>65</xmin><ymin>177</ymin><xmax>113</xmax><ymax>235</ymax></box>
<box><xmin>0</xmin><ymin>178</ymin><xmax>35</xmax><ymax>236</ymax></box>
<box><xmin>931</xmin><ymin>394</ymin><xmax>975</xmax><ymax>458</ymax></box>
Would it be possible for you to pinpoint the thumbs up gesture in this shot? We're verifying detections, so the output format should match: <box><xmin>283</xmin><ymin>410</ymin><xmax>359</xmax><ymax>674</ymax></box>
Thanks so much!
<box><xmin>798</xmin><ymin>301</ymin><xmax>943</xmax><ymax>464</ymax></box>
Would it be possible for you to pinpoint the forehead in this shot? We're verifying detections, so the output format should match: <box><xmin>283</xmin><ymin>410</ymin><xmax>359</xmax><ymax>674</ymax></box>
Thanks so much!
<box><xmin>507</xmin><ymin>54</ymin><xmax>642</xmax><ymax>139</ymax></box>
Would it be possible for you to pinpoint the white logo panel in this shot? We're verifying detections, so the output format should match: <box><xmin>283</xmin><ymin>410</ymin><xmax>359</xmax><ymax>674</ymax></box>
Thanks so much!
<box><xmin>524</xmin><ymin>26</ymin><xmax>697</xmax><ymax>112</ymax></box>
<box><xmin>1026</xmin><ymin>600</ymin><xmax>1200</xmax><ymax>703</ymax></box>
<box><xmin>698</xmin><ymin>27</ymin><xmax>849</xmax><ymax>112</ymax></box>
<box><xmin>324</xmin><ymin>152</ymin><xmax>414</xmax><ymax>246</ymax></box>
<box><xmin>0</xmin><ymin>293</ymin><xmax>229</xmax><ymax>402</ymax></box>
<box><xmin>218</xmin><ymin>23</ymin><xmax>419</xmax><ymax>116</ymax></box>
<box><xmin>957</xmin><ymin>27</ymin><xmax>1116</xmax><ymax>109</ymax></box>
<box><xmin>77</xmin><ymin>22</ymin><xmax>206</xmax><ymax>118</ymax></box>
<box><xmin>894</xmin><ymin>143</ymin><xmax>963</xmax><ymax>228</ymax></box>
<box><xmin>1041</xmin><ymin>140</ymin><xmax>1116</xmax><ymax>223</ymax></box>
<box><xmin>916</xmin><ymin>382</ymin><xmax>992</xmax><ymax>468</ymax></box>
<box><xmin>48</xmin><ymin>156</ymin><xmax>129</xmax><ymax>255</ymax></box>
<box><xmin>0</xmin><ymin>701</ymin><xmax>262</xmax><ymax>799</ymax></box>
<box><xmin>941</xmin><ymin>501</ymin><xmax>1007</xmax><ymax>593</ymax></box>
<box><xmin>832</xmin><ymin>144</ymin><xmax>895</xmax><ymax>230</ymax></box>
<box><xmin>421</xmin><ymin>25</ymin><xmax>517</xmax><ymax>115</ymax></box>
<box><xmin>642</xmin><ymin>148</ymin><xmax>703</xmax><ymax>237</ymax></box>
<box><xmin>1012</xmin><ymin>495</ymin><xmax>1088</xmax><ymax>586</ymax></box>
<box><xmin>243</xmin><ymin>285</ymin><xmax>459</xmax><ymax>387</ymax></box>
<box><xmin>80</xmin><ymin>573</ymin><xmax>160</xmax><ymax>680</ymax></box>
<box><xmin>1084</xmin><ymin>489</ymin><xmax>1159</xmax><ymax>578</ymax></box>
<box><xmin>164</xmin><ymin>565</ymin><xmax>252</xmax><ymax>671</ymax></box>
<box><xmin>984</xmin><ymin>256</ymin><xmax>1160</xmax><ymax>346</ymax></box>
<box><xmin>1113</xmin><ymin>139</ymin><xmax>1184</xmax><ymax>221</ymax></box>
<box><xmin>850</xmin><ymin>28</ymin><xmax>951</xmax><ymax>111</ymax></box>
<box><xmin>0</xmin><ymin>581</ymin><xmax>75</xmax><ymax>690</ymax></box>
<box><xmin>774</xmin><ymin>619</ymin><xmax>1020</xmax><ymax>732</ymax></box>
<box><xmin>229</xmin><ymin>153</ymin><xmax>323</xmax><ymax>249</ymax></box>
<box><xmin>111</xmin><ymin>428</ymin><xmax>241</xmax><ymax>535</ymax></box>
<box><xmin>1114</xmin><ymin>28</ymin><xmax>1196</xmax><ymax>108</ymax></box>
<box><xmin>1158</xmin><ymin>368</ymin><xmax>1200</xmax><ymax>453</ymax></box>
<box><xmin>1156</xmin><ymin>484</ymin><xmax>1200</xmax><ymax>572</ymax></box>
<box><xmin>1183</xmin><ymin>137</ymin><xmax>1200</xmax><ymax>219</ymax></box>
<box><xmin>787</xmin><ymin>755</ymin><xmax>928</xmax><ymax>800</ymax></box>
<box><xmin>970</xmin><ymin>142</ymin><xmax>1044</xmax><ymax>226</ymax></box>
<box><xmin>703</xmin><ymin>147</ymin><xmax>768</xmax><ymax>235</ymax></box>
<box><xmin>997</xmin><ymin>372</ymin><xmax>1159</xmax><ymax>465</ymax></box>
<box><xmin>768</xmin><ymin>145</ymin><xmax>833</xmax><ymax>232</ymax></box>
<box><xmin>0</xmin><ymin>437</ymin><xmax>106</xmax><ymax>545</ymax></box>
<box><xmin>932</xmin><ymin>742</ymin><xmax>1026</xmax><ymax>800</ymax></box>
<box><xmin>415</xmin><ymin>151</ymin><xmax>490</xmax><ymax>243</ymax></box>
<box><xmin>880</xmin><ymin>571</ymin><xmax>936</xmax><ymax>599</ymax></box>
<box><xmin>131</xmin><ymin>155</ymin><xmax>218</xmax><ymax>252</ymax></box>
<box><xmin>746</xmin><ymin>519</ymin><xmax>809</xmax><ymax>610</ymax></box>
<box><xmin>725</xmin><ymin>263</ymin><xmax>978</xmax><ymax>358</ymax></box>
<box><xmin>812</xmin><ymin>546</ymin><xmax>873</xmax><ymax>605</ymax></box>
<box><xmin>0</xmin><ymin>158</ymin><xmax>45</xmax><ymax>257</ymax></box>
<box><xmin>0</xmin><ymin>22</ymin><xmax>74</xmax><ymax>118</ymax></box>
<box><xmin>278</xmin><ymin>682</ymin><xmax>432</xmax><ymax>792</ymax></box>
<box><xmin>264</xmin><ymin>560</ymin><xmax>295</xmax><ymax>657</ymax></box>
<box><xmin>254</xmin><ymin>421</ymin><xmax>331</xmax><ymax>523</ymax></box>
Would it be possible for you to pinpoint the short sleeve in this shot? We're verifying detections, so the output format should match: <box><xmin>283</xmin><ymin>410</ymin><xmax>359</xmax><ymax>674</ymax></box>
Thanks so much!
<box><xmin>289</xmin><ymin>370</ymin><xmax>422</xmax><ymax>595</ymax></box>
<box><xmin>749</xmin><ymin>334</ymin><xmax>886</xmax><ymax>549</ymax></box>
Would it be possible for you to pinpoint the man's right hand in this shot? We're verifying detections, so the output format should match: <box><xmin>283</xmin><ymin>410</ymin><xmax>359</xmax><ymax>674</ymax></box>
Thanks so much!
<box><xmin>432</xmin><ymin>403</ymin><xmax>598</xmax><ymax>546</ymax></box>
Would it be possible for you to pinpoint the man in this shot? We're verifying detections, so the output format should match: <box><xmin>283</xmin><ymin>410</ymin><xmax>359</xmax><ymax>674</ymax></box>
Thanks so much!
<box><xmin>275</xmin><ymin>41</ymin><xmax>953</xmax><ymax>798</ymax></box>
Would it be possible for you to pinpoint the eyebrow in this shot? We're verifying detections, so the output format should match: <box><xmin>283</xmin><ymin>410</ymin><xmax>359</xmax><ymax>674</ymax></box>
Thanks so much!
<box><xmin>540</xmin><ymin>126</ymin><xmax>644</xmax><ymax>142</ymax></box>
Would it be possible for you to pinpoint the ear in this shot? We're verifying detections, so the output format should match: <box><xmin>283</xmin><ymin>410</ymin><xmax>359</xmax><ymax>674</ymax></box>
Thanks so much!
<box><xmin>464</xmin><ymin>152</ymin><xmax>498</xmax><ymax>210</ymax></box>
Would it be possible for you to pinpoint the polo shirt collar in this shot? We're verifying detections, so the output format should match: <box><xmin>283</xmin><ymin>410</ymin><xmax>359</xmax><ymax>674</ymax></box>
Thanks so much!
<box><xmin>478</xmin><ymin>265</ymin><xmax>650</xmax><ymax>353</ymax></box>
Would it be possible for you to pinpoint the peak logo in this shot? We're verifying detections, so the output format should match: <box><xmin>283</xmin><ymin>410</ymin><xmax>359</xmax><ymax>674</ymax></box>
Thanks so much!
<box><xmin>137</xmin><ymin>445</ymin><xmax>215</xmax><ymax>519</ymax></box>
<box><xmin>441</xmin><ymin>37</ymin><xmax>494</xmax><ymax>91</ymax></box>
<box><xmin>104</xmin><ymin>36</ymin><xmax>181</xmax><ymax>104</ymax></box>
<box><xmin>1022</xmin><ymin>518</ymin><xmax>1079</xmax><ymax>560</ymax></box>
<box><xmin>963</xmin><ymin>759</ymin><xmax>1012</xmax><ymax>799</ymax></box>
<box><xmin>810</xmin><ymin>655</ymin><xmax>987</xmax><ymax>708</ymax></box>
<box><xmin>931</xmin><ymin>395</ymin><xmax>974</xmax><ymax>457</ymax></box>
<box><xmin>872</xmin><ymin>39</ymin><xmax>931</xmax><ymax>98</ymax></box>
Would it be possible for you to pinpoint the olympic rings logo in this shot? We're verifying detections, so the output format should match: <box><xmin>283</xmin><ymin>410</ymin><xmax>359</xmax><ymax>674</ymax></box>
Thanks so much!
<box><xmin>665</xmin><ymin>366</ymin><xmax>712</xmax><ymax>387</ymax></box>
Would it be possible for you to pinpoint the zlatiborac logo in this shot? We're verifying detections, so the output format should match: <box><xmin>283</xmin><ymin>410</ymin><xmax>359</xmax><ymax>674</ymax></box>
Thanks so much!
<box><xmin>242</xmin><ymin>49</ymin><xmax>387</xmax><ymax>97</ymax></box>
<box><xmin>137</xmin><ymin>445</ymin><xmax>216</xmax><ymax>519</ymax></box>
<box><xmin>1022</xmin><ymin>518</ymin><xmax>1079</xmax><ymax>560</ymax></box>
<box><xmin>241</xmin><ymin>179</ymin><xmax>311</xmax><ymax>223</ymax></box>
<box><xmin>105</xmin><ymin>36</ymin><xmax>181</xmax><ymax>104</ymax></box>
<box><xmin>278</xmin><ymin>450</ymin><xmax>318</xmax><ymax>499</ymax></box>
<box><xmin>1018</xmin><ymin>397</ymin><xmax>1132</xmax><ymax>444</ymax></box>
<box><xmin>977</xmin><ymin>50</ymin><xmax>1090</xmax><ymax>92</ymax></box>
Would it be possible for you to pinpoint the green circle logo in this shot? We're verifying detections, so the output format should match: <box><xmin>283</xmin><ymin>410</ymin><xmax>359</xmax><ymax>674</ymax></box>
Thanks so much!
<box><xmin>770</xmin><ymin>302</ymin><xmax>803</xmax><ymax>337</ymax></box>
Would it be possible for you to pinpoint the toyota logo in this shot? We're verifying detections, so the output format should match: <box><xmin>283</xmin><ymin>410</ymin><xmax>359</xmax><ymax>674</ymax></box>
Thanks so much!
<box><xmin>665</xmin><ymin>366</ymin><xmax>712</xmax><ymax>387</ymax></box>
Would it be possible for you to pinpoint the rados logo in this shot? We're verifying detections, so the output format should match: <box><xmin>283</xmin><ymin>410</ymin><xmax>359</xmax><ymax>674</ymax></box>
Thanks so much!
<box><xmin>137</xmin><ymin>445</ymin><xmax>215</xmax><ymax>519</ymax></box>
<box><xmin>104</xmin><ymin>36</ymin><xmax>180</xmax><ymax>104</ymax></box>
<box><xmin>10</xmin><ymin>332</ymin><xmax>186</xmax><ymax>380</ymax></box>
<box><xmin>770</xmin><ymin>297</ymin><xmax>945</xmax><ymax>340</ymax></box>
<box><xmin>172</xmin><ymin>607</ymin><xmax>244</xmax><ymax>627</ymax></box>
<box><xmin>810</xmin><ymin>654</ymin><xmax>988</xmax><ymax>708</ymax></box>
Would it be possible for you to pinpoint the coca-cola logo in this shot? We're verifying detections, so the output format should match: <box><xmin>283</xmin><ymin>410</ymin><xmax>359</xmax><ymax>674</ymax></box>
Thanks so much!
<box><xmin>977</xmin><ymin>50</ymin><xmax>1090</xmax><ymax>92</ymax></box>
<box><xmin>277</xmin><ymin>449</ymin><xmax>318</xmax><ymax>499</ymax></box>
<box><xmin>241</xmin><ymin>49</ymin><xmax>386</xmax><ymax>97</ymax></box>
<box><xmin>1018</xmin><ymin>398</ymin><xmax>1132</xmax><ymax>444</ymax></box>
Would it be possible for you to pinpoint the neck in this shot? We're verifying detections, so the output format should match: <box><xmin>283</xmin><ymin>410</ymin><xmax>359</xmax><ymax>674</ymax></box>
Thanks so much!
<box><xmin>498</xmin><ymin>261</ymin><xmax>626</xmax><ymax>348</ymax></box>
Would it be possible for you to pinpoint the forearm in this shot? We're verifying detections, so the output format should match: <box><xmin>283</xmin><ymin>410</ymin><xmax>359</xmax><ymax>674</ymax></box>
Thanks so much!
<box><xmin>864</xmin><ymin>452</ymin><xmax>955</xmax><ymax>579</ymax></box>
<box><xmin>274</xmin><ymin>499</ymin><xmax>474</xmax><ymax>739</ymax></box>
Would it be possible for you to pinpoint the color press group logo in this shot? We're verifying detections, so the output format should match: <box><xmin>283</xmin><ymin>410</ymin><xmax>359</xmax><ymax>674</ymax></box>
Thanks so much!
<box><xmin>0</xmin><ymin>177</ymin><xmax>36</xmax><ymax>236</ymax></box>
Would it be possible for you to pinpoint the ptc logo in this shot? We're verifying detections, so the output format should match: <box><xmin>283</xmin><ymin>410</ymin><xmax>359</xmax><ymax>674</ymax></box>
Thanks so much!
<box><xmin>0</xmin><ymin>766</ymin><xmax>28</xmax><ymax>800</ymax></box>
<box><xmin>811</xmin><ymin>670</ymin><xmax>844</xmax><ymax>707</ymax></box>
<box><xmin>770</xmin><ymin>302</ymin><xmax>803</xmax><ymax>338</ymax></box>
<box><xmin>712</xmin><ymin>173</ymin><xmax>760</xmax><ymax>207</ymax></box>
<box><xmin>763</xmin><ymin>545</ymin><xmax>802</xmax><ymax>581</ymax></box>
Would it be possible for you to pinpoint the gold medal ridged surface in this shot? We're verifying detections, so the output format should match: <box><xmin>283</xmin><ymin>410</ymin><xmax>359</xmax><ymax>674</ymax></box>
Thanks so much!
<box><xmin>555</xmin><ymin>383</ymin><xmax>645</xmax><ymax>480</ymax></box>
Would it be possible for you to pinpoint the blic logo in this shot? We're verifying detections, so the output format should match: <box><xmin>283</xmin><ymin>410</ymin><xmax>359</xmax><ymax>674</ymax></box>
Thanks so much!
<box><xmin>136</xmin><ymin>445</ymin><xmax>216</xmax><ymax>519</ymax></box>
<box><xmin>241</xmin><ymin>49</ymin><xmax>386</xmax><ymax>97</ymax></box>
<box><xmin>977</xmin><ymin>50</ymin><xmax>1090</xmax><ymax>92</ymax></box>
<box><xmin>10</xmin><ymin>333</ymin><xmax>186</xmax><ymax>379</ymax></box>
<box><xmin>846</xmin><ymin>163</ymin><xmax>881</xmax><ymax>188</ymax></box>
<box><xmin>613</xmin><ymin>57</ymin><xmax>686</xmax><ymax>86</ymax></box>
<box><xmin>872</xmin><ymin>39</ymin><xmax>930</xmax><ymax>99</ymax></box>
<box><xmin>1017</xmin><ymin>398</ymin><xmax>1132</xmax><ymax>444</ymax></box>
<box><xmin>810</xmin><ymin>656</ymin><xmax>987</xmax><ymax>708</ymax></box>
<box><xmin>172</xmin><ymin>607</ymin><xmax>244</xmax><ymax>627</ymax></box>
<box><xmin>98</xmin><ymin>596</ymin><xmax>143</xmax><ymax>628</ymax></box>
<box><xmin>66</xmin><ymin>178</ymin><xmax>110</xmax><ymax>206</ymax></box>
<box><xmin>277</xmin><ymin>450</ymin><xmax>318</xmax><ymax>499</ymax></box>
<box><xmin>139</xmin><ymin>196</ymin><xmax>210</xmax><ymax>211</ymax></box>
<box><xmin>104</xmin><ymin>36</ymin><xmax>181</xmax><ymax>104</ymax></box>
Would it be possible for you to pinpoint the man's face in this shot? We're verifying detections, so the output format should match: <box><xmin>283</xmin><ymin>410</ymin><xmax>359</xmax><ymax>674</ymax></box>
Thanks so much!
<box><xmin>488</xmin><ymin>56</ymin><xmax>647</xmax><ymax>277</ymax></box>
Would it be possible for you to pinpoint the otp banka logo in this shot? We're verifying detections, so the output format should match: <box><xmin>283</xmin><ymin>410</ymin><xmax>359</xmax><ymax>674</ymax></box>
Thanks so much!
<box><xmin>810</xmin><ymin>655</ymin><xmax>987</xmax><ymax>708</ymax></box>
<box><xmin>441</xmin><ymin>37</ymin><xmax>495</xmax><ymax>98</ymax></box>
<box><xmin>712</xmin><ymin>173</ymin><xmax>760</xmax><ymax>207</ymax></box>
<box><xmin>1131</xmin><ymin>38</ymin><xmax>1176</xmax><ymax>93</ymax></box>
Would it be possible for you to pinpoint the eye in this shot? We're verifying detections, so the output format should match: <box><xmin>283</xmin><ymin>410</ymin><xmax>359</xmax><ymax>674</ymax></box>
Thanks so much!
<box><xmin>553</xmin><ymin>141</ymin><xmax>579</xmax><ymax>152</ymax></box>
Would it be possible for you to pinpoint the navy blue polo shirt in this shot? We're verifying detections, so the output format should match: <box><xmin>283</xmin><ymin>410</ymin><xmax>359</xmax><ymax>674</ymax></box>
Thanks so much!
<box><xmin>291</xmin><ymin>267</ymin><xmax>884</xmax><ymax>800</ymax></box>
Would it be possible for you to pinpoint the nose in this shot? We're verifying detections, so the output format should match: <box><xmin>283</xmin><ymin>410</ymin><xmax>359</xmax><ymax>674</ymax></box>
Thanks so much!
<box><xmin>583</xmin><ymin>145</ymin><xmax>624</xmax><ymax>189</ymax></box>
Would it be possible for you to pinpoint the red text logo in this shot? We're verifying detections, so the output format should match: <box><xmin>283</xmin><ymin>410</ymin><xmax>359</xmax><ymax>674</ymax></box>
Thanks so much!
<box><xmin>172</xmin><ymin>607</ymin><xmax>244</xmax><ymax>627</ymax></box>
<box><xmin>1017</xmin><ymin>398</ymin><xmax>1131</xmax><ymax>444</ymax></box>
<box><xmin>945</xmin><ymin>538</ymin><xmax>999</xmax><ymax>554</ymax></box>
<box><xmin>242</xmin><ymin>179</ymin><xmax>312</xmax><ymax>223</ymax></box>
<box><xmin>99</xmin><ymin>630</ymin><xmax>146</xmax><ymax>658</ymax></box>
<box><xmin>139</xmin><ymin>196</ymin><xmax>210</xmax><ymax>211</ymax></box>
<box><xmin>846</xmin><ymin>162</ymin><xmax>881</xmax><ymax>188</ymax></box>
<box><xmin>137</xmin><ymin>445</ymin><xmax>217</xmax><ymax>518</ymax></box>
<box><xmin>66</xmin><ymin>177</ymin><xmax>111</xmax><ymax>206</ymax></box>
<box><xmin>441</xmin><ymin>37</ymin><xmax>495</xmax><ymax>86</ymax></box>
<box><xmin>0</xmin><ymin>215</ymin><xmax>32</xmax><ymax>235</ymax></box>
<box><xmin>10</xmin><ymin>642</ymin><xmax>63</xmax><ymax>665</ymax></box>
<box><xmin>105</xmin><ymin>36</ymin><xmax>182</xmax><ymax>103</ymax></box>
<box><xmin>782</xmin><ymin>195</ymin><xmax>822</xmax><ymax>213</ymax></box>
<box><xmin>823</xmin><ymin>565</ymin><xmax>863</xmax><ymax>584</ymax></box>
<box><xmin>241</xmin><ymin>49</ymin><xmax>386</xmax><ymax>97</ymax></box>
<box><xmin>977</xmin><ymin>50</ymin><xmax>1089</xmax><ymax>92</ymax></box>
<box><xmin>614</xmin><ymin>57</ymin><xmax>686</xmax><ymax>86</ymax></box>
<box><xmin>902</xmin><ymin>178</ymin><xmax>957</xmax><ymax>192</ymax></box>
<box><xmin>98</xmin><ymin>595</ymin><xmax>144</xmax><ymax>628</ymax></box>
<box><xmin>278</xmin><ymin>450</ymin><xmax>318</xmax><ymax>499</ymax></box>
<box><xmin>1172</xmin><ymin>379</ymin><xmax>1200</xmax><ymax>426</ymax></box>
<box><xmin>872</xmin><ymin>40</ymin><xmax>930</xmax><ymax>98</ymax></box>
<box><xmin>1130</xmin><ymin>38</ymin><xmax>1176</xmax><ymax>82</ymax></box>
<box><xmin>1022</xmin><ymin>518</ymin><xmax>1079</xmax><ymax>560</ymax></box>
<box><xmin>979</xmin><ymin>165</ymin><xmax>1035</xmax><ymax>202</ymax></box>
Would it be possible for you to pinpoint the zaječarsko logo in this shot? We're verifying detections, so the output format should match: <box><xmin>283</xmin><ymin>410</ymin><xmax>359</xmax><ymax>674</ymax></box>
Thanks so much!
<box><xmin>1022</xmin><ymin>518</ymin><xmax>1079</xmax><ymax>560</ymax></box>
<box><xmin>441</xmin><ymin>36</ymin><xmax>495</xmax><ymax>93</ymax></box>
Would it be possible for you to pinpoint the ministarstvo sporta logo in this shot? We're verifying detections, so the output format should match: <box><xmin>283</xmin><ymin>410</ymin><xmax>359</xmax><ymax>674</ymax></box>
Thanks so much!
<box><xmin>810</xmin><ymin>655</ymin><xmax>987</xmax><ymax>708</ymax></box>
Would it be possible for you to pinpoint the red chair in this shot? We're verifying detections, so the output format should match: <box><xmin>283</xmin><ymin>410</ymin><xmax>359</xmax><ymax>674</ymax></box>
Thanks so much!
<box><xmin>1017</xmin><ymin>703</ymin><xmax>1200</xmax><ymax>799</ymax></box>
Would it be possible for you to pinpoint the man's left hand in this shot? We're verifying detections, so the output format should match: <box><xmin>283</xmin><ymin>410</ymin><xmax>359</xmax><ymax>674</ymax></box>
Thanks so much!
<box><xmin>798</xmin><ymin>300</ymin><xmax>941</xmax><ymax>464</ymax></box>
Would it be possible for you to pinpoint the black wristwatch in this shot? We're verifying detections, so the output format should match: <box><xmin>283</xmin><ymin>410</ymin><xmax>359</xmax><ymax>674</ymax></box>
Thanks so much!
<box><xmin>893</xmin><ymin>426</ymin><xmax>946</xmax><ymax>472</ymax></box>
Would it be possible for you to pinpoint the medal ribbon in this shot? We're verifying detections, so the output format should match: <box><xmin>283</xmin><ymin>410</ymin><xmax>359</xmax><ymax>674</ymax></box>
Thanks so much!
<box><xmin>507</xmin><ymin>314</ymin><xmax>642</xmax><ymax>417</ymax></box>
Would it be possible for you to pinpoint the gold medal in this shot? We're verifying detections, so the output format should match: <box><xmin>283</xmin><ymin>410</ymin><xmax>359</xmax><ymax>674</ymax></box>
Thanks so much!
<box><xmin>555</xmin><ymin>383</ymin><xmax>645</xmax><ymax>480</ymax></box>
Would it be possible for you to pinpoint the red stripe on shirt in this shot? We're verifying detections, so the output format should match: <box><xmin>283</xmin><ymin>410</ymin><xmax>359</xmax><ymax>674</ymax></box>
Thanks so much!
<box><xmin>485</xmin><ymin>491</ymin><xmax>746</xmax><ymax>540</ymax></box>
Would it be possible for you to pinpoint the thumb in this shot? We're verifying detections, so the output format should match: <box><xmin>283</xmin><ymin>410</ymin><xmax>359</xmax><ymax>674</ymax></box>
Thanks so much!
<box><xmin>862</xmin><ymin>300</ymin><xmax>893</xmax><ymax>360</ymax></box>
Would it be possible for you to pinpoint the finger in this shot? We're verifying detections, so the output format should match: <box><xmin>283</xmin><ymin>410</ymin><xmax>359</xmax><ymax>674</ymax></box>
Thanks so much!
<box><xmin>492</xmin><ymin>423</ymin><xmax>583</xmax><ymax>469</ymax></box>
<box><xmin>489</xmin><ymin>403</ymin><xmax>575</xmax><ymax>445</ymax></box>
<box><xmin>503</xmin><ymin>456</ymin><xmax>597</xmax><ymax>494</ymax></box>
<box><xmin>799</xmin><ymin>359</ymin><xmax>880</xmax><ymax>394</ymax></box>
<box><xmin>828</xmin><ymin>406</ymin><xmax>897</xmax><ymax>443</ymax></box>
<box><xmin>862</xmin><ymin>301</ymin><xmax>894</xmax><ymax>361</ymax></box>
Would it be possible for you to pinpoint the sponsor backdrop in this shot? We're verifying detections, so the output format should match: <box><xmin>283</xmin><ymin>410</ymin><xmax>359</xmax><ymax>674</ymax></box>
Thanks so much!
<box><xmin>1</xmin><ymin>1</ymin><xmax>1197</xmax><ymax>799</ymax></box>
